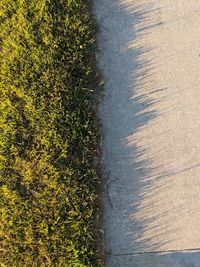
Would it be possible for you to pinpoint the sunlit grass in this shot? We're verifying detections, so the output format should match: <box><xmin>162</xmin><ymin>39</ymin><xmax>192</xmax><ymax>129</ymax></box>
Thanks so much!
<box><xmin>0</xmin><ymin>0</ymin><xmax>101</xmax><ymax>266</ymax></box>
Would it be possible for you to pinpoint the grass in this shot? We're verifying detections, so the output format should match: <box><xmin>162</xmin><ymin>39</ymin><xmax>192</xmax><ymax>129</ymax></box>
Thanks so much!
<box><xmin>0</xmin><ymin>0</ymin><xmax>102</xmax><ymax>266</ymax></box>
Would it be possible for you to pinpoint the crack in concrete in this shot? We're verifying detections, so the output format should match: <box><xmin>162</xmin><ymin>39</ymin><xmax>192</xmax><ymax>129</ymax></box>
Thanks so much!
<box><xmin>111</xmin><ymin>248</ymin><xmax>200</xmax><ymax>257</ymax></box>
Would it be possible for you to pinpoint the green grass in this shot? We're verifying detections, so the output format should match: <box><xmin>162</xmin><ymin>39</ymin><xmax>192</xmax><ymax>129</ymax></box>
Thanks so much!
<box><xmin>0</xmin><ymin>0</ymin><xmax>101</xmax><ymax>266</ymax></box>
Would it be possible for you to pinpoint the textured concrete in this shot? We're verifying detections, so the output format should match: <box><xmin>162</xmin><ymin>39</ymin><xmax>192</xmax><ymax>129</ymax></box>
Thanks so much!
<box><xmin>94</xmin><ymin>0</ymin><xmax>200</xmax><ymax>266</ymax></box>
<box><xmin>107</xmin><ymin>251</ymin><xmax>200</xmax><ymax>267</ymax></box>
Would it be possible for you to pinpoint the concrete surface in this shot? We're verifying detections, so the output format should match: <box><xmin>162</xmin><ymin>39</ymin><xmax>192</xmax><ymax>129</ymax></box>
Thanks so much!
<box><xmin>93</xmin><ymin>0</ymin><xmax>200</xmax><ymax>266</ymax></box>
<box><xmin>107</xmin><ymin>251</ymin><xmax>200</xmax><ymax>267</ymax></box>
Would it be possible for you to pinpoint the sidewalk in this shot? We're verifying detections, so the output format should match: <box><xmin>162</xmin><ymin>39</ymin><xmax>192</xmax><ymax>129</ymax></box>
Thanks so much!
<box><xmin>94</xmin><ymin>0</ymin><xmax>200</xmax><ymax>266</ymax></box>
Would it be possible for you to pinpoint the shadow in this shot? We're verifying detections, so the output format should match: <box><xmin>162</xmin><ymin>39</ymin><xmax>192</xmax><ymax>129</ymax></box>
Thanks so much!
<box><xmin>107</xmin><ymin>251</ymin><xmax>200</xmax><ymax>267</ymax></box>
<box><xmin>93</xmin><ymin>0</ymin><xmax>200</xmax><ymax>265</ymax></box>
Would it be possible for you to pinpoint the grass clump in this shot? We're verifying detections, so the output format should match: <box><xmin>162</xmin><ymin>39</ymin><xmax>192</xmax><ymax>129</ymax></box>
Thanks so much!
<box><xmin>0</xmin><ymin>0</ymin><xmax>101</xmax><ymax>266</ymax></box>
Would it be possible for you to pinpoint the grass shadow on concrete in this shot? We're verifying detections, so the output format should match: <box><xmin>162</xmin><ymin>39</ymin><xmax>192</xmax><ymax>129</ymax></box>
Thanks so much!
<box><xmin>93</xmin><ymin>0</ymin><xmax>197</xmax><ymax>264</ymax></box>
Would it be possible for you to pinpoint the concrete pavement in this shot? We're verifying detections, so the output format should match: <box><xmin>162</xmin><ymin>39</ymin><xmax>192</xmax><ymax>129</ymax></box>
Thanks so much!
<box><xmin>94</xmin><ymin>0</ymin><xmax>200</xmax><ymax>266</ymax></box>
